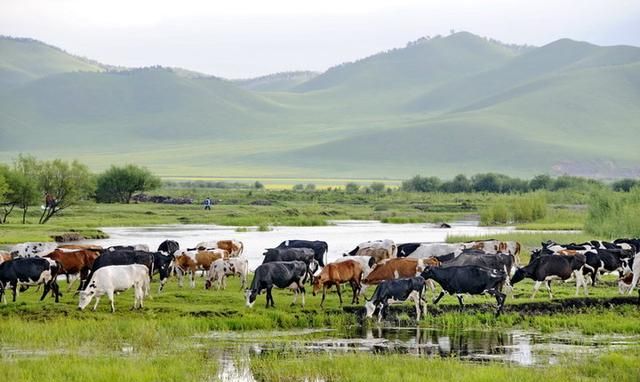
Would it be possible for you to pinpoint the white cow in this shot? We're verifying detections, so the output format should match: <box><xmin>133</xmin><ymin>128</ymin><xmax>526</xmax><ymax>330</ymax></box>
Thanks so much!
<box><xmin>78</xmin><ymin>264</ymin><xmax>150</xmax><ymax>312</ymax></box>
<box><xmin>10</xmin><ymin>242</ymin><xmax>58</xmax><ymax>257</ymax></box>
<box><xmin>407</xmin><ymin>243</ymin><xmax>464</xmax><ymax>259</ymax></box>
<box><xmin>206</xmin><ymin>257</ymin><xmax>249</xmax><ymax>290</ymax></box>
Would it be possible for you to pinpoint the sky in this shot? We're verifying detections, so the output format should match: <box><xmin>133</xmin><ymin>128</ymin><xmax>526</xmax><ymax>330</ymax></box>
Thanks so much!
<box><xmin>1</xmin><ymin>0</ymin><xmax>639</xmax><ymax>78</ymax></box>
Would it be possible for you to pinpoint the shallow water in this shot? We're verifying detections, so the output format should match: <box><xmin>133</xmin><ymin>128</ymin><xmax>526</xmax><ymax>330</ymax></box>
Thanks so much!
<box><xmin>79</xmin><ymin>220</ymin><xmax>524</xmax><ymax>269</ymax></box>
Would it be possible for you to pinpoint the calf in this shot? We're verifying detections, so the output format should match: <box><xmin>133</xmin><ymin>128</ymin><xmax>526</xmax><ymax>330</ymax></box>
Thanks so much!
<box><xmin>205</xmin><ymin>257</ymin><xmax>249</xmax><ymax>290</ymax></box>
<box><xmin>0</xmin><ymin>257</ymin><xmax>61</xmax><ymax>303</ymax></box>
<box><xmin>45</xmin><ymin>248</ymin><xmax>98</xmax><ymax>290</ymax></box>
<box><xmin>421</xmin><ymin>266</ymin><xmax>507</xmax><ymax>316</ymax></box>
<box><xmin>511</xmin><ymin>254</ymin><xmax>588</xmax><ymax>298</ymax></box>
<box><xmin>313</xmin><ymin>260</ymin><xmax>363</xmax><ymax>307</ymax></box>
<box><xmin>78</xmin><ymin>264</ymin><xmax>150</xmax><ymax>312</ymax></box>
<box><xmin>245</xmin><ymin>261</ymin><xmax>308</xmax><ymax>308</ymax></box>
<box><xmin>364</xmin><ymin>277</ymin><xmax>426</xmax><ymax>322</ymax></box>
<box><xmin>276</xmin><ymin>240</ymin><xmax>328</xmax><ymax>267</ymax></box>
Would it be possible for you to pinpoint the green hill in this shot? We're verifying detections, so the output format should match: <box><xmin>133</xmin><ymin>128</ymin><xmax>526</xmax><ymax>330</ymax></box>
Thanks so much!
<box><xmin>0</xmin><ymin>32</ymin><xmax>639</xmax><ymax>179</ymax></box>
<box><xmin>0</xmin><ymin>36</ymin><xmax>104</xmax><ymax>87</ymax></box>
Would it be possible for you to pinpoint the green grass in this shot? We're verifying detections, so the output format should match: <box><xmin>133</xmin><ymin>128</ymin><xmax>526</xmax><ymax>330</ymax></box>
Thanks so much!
<box><xmin>251</xmin><ymin>350</ymin><xmax>640</xmax><ymax>382</ymax></box>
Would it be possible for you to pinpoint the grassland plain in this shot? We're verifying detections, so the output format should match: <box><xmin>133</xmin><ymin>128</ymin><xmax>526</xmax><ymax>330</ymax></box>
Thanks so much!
<box><xmin>0</xmin><ymin>274</ymin><xmax>639</xmax><ymax>381</ymax></box>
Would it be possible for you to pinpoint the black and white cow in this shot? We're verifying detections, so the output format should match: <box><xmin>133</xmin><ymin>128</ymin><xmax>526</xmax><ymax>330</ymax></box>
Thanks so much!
<box><xmin>276</xmin><ymin>240</ymin><xmax>328</xmax><ymax>267</ymax></box>
<box><xmin>421</xmin><ymin>265</ymin><xmax>507</xmax><ymax>316</ymax></box>
<box><xmin>262</xmin><ymin>248</ymin><xmax>319</xmax><ymax>279</ymax></box>
<box><xmin>10</xmin><ymin>242</ymin><xmax>58</xmax><ymax>258</ymax></box>
<box><xmin>245</xmin><ymin>261</ymin><xmax>308</xmax><ymax>308</ymax></box>
<box><xmin>364</xmin><ymin>276</ymin><xmax>426</xmax><ymax>322</ymax></box>
<box><xmin>107</xmin><ymin>244</ymin><xmax>150</xmax><ymax>252</ymax></box>
<box><xmin>582</xmin><ymin>249</ymin><xmax>632</xmax><ymax>286</ymax></box>
<box><xmin>511</xmin><ymin>254</ymin><xmax>588</xmax><ymax>298</ymax></box>
<box><xmin>0</xmin><ymin>257</ymin><xmax>61</xmax><ymax>303</ymax></box>
<box><xmin>157</xmin><ymin>240</ymin><xmax>179</xmax><ymax>256</ymax></box>
<box><xmin>397</xmin><ymin>243</ymin><xmax>423</xmax><ymax>258</ymax></box>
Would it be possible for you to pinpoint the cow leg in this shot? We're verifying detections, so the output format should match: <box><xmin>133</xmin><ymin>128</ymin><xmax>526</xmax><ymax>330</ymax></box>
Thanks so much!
<box><xmin>575</xmin><ymin>270</ymin><xmax>588</xmax><ymax>296</ymax></box>
<box><xmin>336</xmin><ymin>284</ymin><xmax>343</xmax><ymax>306</ymax></box>
<box><xmin>487</xmin><ymin>289</ymin><xmax>506</xmax><ymax>317</ymax></box>
<box><xmin>378</xmin><ymin>303</ymin><xmax>385</xmax><ymax>323</ymax></box>
<box><xmin>108</xmin><ymin>290</ymin><xmax>116</xmax><ymax>313</ymax></box>
<box><xmin>176</xmin><ymin>268</ymin><xmax>184</xmax><ymax>287</ymax></box>
<box><xmin>432</xmin><ymin>290</ymin><xmax>445</xmax><ymax>305</ymax></box>
<box><xmin>51</xmin><ymin>281</ymin><xmax>60</xmax><ymax>303</ymax></box>
<box><xmin>92</xmin><ymin>296</ymin><xmax>101</xmax><ymax>311</ymax></box>
<box><xmin>12</xmin><ymin>283</ymin><xmax>17</xmax><ymax>302</ymax></box>
<box><xmin>300</xmin><ymin>286</ymin><xmax>305</xmax><ymax>307</ymax></box>
<box><xmin>291</xmin><ymin>288</ymin><xmax>298</xmax><ymax>306</ymax></box>
<box><xmin>40</xmin><ymin>282</ymin><xmax>51</xmax><ymax>301</ymax></box>
<box><xmin>531</xmin><ymin>281</ymin><xmax>542</xmax><ymax>299</ymax></box>
<box><xmin>190</xmin><ymin>271</ymin><xmax>196</xmax><ymax>289</ymax></box>
<box><xmin>426</xmin><ymin>279</ymin><xmax>436</xmax><ymax>292</ymax></box>
<box><xmin>266</xmin><ymin>287</ymin><xmax>274</xmax><ymax>308</ymax></box>
<box><xmin>456</xmin><ymin>294</ymin><xmax>464</xmax><ymax>311</ymax></box>
<box><xmin>350</xmin><ymin>281</ymin><xmax>358</xmax><ymax>304</ymax></box>
<box><xmin>545</xmin><ymin>280</ymin><xmax>553</xmax><ymax>299</ymax></box>
<box><xmin>411</xmin><ymin>291</ymin><xmax>421</xmax><ymax>321</ymax></box>
<box><xmin>628</xmin><ymin>273</ymin><xmax>640</xmax><ymax>296</ymax></box>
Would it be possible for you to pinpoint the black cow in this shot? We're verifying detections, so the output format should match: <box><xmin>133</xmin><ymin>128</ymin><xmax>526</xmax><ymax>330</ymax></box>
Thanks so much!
<box><xmin>276</xmin><ymin>240</ymin><xmax>328</xmax><ymax>267</ymax></box>
<box><xmin>245</xmin><ymin>261</ymin><xmax>308</xmax><ymax>308</ymax></box>
<box><xmin>511</xmin><ymin>254</ymin><xmax>588</xmax><ymax>298</ymax></box>
<box><xmin>421</xmin><ymin>266</ymin><xmax>507</xmax><ymax>316</ymax></box>
<box><xmin>397</xmin><ymin>243</ymin><xmax>422</xmax><ymax>258</ymax></box>
<box><xmin>0</xmin><ymin>257</ymin><xmax>61</xmax><ymax>303</ymax></box>
<box><xmin>442</xmin><ymin>250</ymin><xmax>514</xmax><ymax>272</ymax></box>
<box><xmin>158</xmin><ymin>240</ymin><xmax>180</xmax><ymax>255</ymax></box>
<box><xmin>263</xmin><ymin>248</ymin><xmax>318</xmax><ymax>280</ymax></box>
<box><xmin>364</xmin><ymin>276</ymin><xmax>426</xmax><ymax>322</ymax></box>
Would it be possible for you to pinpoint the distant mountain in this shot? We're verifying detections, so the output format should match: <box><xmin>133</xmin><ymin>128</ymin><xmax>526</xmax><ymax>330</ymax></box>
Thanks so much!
<box><xmin>234</xmin><ymin>71</ymin><xmax>319</xmax><ymax>91</ymax></box>
<box><xmin>0</xmin><ymin>32</ymin><xmax>639</xmax><ymax>179</ymax></box>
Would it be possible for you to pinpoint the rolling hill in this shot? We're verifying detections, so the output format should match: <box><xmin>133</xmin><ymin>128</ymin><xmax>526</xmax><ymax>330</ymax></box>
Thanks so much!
<box><xmin>0</xmin><ymin>33</ymin><xmax>639</xmax><ymax>179</ymax></box>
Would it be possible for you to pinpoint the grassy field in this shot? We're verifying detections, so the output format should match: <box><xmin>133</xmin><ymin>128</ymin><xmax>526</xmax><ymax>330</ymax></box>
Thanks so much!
<box><xmin>0</xmin><ymin>274</ymin><xmax>638</xmax><ymax>381</ymax></box>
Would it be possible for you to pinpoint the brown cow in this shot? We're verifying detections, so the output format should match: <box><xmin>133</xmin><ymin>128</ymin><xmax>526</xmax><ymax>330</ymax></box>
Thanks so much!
<box><xmin>58</xmin><ymin>244</ymin><xmax>103</xmax><ymax>252</ymax></box>
<box><xmin>174</xmin><ymin>253</ymin><xmax>197</xmax><ymax>288</ymax></box>
<box><xmin>358</xmin><ymin>247</ymin><xmax>395</xmax><ymax>265</ymax></box>
<box><xmin>363</xmin><ymin>257</ymin><xmax>439</xmax><ymax>285</ymax></box>
<box><xmin>195</xmin><ymin>240</ymin><xmax>243</xmax><ymax>257</ymax></box>
<box><xmin>313</xmin><ymin>260</ymin><xmax>363</xmax><ymax>307</ymax></box>
<box><xmin>196</xmin><ymin>249</ymin><xmax>228</xmax><ymax>271</ymax></box>
<box><xmin>45</xmin><ymin>248</ymin><xmax>99</xmax><ymax>290</ymax></box>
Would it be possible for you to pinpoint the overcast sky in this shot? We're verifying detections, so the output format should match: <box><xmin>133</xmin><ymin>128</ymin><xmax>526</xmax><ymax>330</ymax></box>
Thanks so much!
<box><xmin>1</xmin><ymin>0</ymin><xmax>639</xmax><ymax>78</ymax></box>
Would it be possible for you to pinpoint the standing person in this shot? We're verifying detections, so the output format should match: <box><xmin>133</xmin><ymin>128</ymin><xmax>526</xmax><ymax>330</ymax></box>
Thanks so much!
<box><xmin>204</xmin><ymin>197</ymin><xmax>212</xmax><ymax>210</ymax></box>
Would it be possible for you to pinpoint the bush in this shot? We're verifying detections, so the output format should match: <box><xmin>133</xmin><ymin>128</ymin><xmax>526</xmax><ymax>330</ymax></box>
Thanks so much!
<box><xmin>585</xmin><ymin>188</ymin><xmax>640</xmax><ymax>237</ymax></box>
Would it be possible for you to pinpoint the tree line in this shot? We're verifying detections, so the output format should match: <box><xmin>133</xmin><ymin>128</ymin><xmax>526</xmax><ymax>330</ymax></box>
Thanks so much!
<box><xmin>0</xmin><ymin>156</ymin><xmax>159</xmax><ymax>224</ymax></box>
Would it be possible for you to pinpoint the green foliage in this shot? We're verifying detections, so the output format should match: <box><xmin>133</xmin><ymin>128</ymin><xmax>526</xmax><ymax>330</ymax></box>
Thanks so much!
<box><xmin>370</xmin><ymin>182</ymin><xmax>386</xmax><ymax>193</ymax></box>
<box><xmin>38</xmin><ymin>159</ymin><xmax>94</xmax><ymax>224</ymax></box>
<box><xmin>96</xmin><ymin>164</ymin><xmax>161</xmax><ymax>203</ymax></box>
<box><xmin>402</xmin><ymin>175</ymin><xmax>441</xmax><ymax>192</ymax></box>
<box><xmin>585</xmin><ymin>188</ymin><xmax>640</xmax><ymax>237</ymax></box>
<box><xmin>612</xmin><ymin>178</ymin><xmax>639</xmax><ymax>192</ymax></box>
<box><xmin>253</xmin><ymin>181</ymin><xmax>264</xmax><ymax>189</ymax></box>
<box><xmin>345</xmin><ymin>182</ymin><xmax>360</xmax><ymax>193</ymax></box>
<box><xmin>480</xmin><ymin>194</ymin><xmax>547</xmax><ymax>224</ymax></box>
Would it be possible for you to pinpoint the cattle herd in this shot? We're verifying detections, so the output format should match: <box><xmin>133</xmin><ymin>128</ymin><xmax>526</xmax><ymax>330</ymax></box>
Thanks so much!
<box><xmin>0</xmin><ymin>237</ymin><xmax>639</xmax><ymax>321</ymax></box>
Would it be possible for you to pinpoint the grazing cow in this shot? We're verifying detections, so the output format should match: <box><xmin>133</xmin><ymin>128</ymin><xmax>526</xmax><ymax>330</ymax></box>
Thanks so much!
<box><xmin>0</xmin><ymin>251</ymin><xmax>12</xmax><ymax>265</ymax></box>
<box><xmin>312</xmin><ymin>260</ymin><xmax>363</xmax><ymax>307</ymax></box>
<box><xmin>10</xmin><ymin>242</ymin><xmax>58</xmax><ymax>258</ymax></box>
<box><xmin>245</xmin><ymin>261</ymin><xmax>308</xmax><ymax>308</ymax></box>
<box><xmin>511</xmin><ymin>254</ymin><xmax>588</xmax><ymax>298</ymax></box>
<box><xmin>262</xmin><ymin>248</ymin><xmax>318</xmax><ymax>280</ymax></box>
<box><xmin>407</xmin><ymin>243</ymin><xmax>464</xmax><ymax>259</ymax></box>
<box><xmin>276</xmin><ymin>240</ymin><xmax>328</xmax><ymax>267</ymax></box>
<box><xmin>78</xmin><ymin>264</ymin><xmax>150</xmax><ymax>312</ymax></box>
<box><xmin>85</xmin><ymin>250</ymin><xmax>155</xmax><ymax>292</ymax></box>
<box><xmin>205</xmin><ymin>257</ymin><xmax>249</xmax><ymax>290</ymax></box>
<box><xmin>44</xmin><ymin>248</ymin><xmax>99</xmax><ymax>290</ymax></box>
<box><xmin>0</xmin><ymin>257</ymin><xmax>61</xmax><ymax>303</ymax></box>
<box><xmin>346</xmin><ymin>239</ymin><xmax>397</xmax><ymax>260</ymax></box>
<box><xmin>173</xmin><ymin>250</ymin><xmax>198</xmax><ymax>288</ymax></box>
<box><xmin>364</xmin><ymin>277</ymin><xmax>426</xmax><ymax>322</ymax></box>
<box><xmin>107</xmin><ymin>244</ymin><xmax>150</xmax><ymax>252</ymax></box>
<box><xmin>421</xmin><ymin>265</ymin><xmax>507</xmax><ymax>316</ymax></box>
<box><xmin>363</xmin><ymin>258</ymin><xmax>438</xmax><ymax>284</ymax></box>
<box><xmin>195</xmin><ymin>240</ymin><xmax>244</xmax><ymax>257</ymax></box>
<box><xmin>157</xmin><ymin>240</ymin><xmax>179</xmax><ymax>255</ymax></box>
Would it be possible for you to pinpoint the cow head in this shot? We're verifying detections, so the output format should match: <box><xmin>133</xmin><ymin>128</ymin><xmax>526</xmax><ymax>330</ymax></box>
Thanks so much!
<box><xmin>510</xmin><ymin>268</ymin><xmax>526</xmax><ymax>285</ymax></box>
<box><xmin>78</xmin><ymin>281</ymin><xmax>97</xmax><ymax>310</ymax></box>
<box><xmin>245</xmin><ymin>289</ymin><xmax>258</xmax><ymax>308</ymax></box>
<box><xmin>312</xmin><ymin>276</ymin><xmax>322</xmax><ymax>296</ymax></box>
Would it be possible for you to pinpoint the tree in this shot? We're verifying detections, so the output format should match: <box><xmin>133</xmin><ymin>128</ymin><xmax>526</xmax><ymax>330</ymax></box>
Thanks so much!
<box><xmin>39</xmin><ymin>159</ymin><xmax>94</xmax><ymax>224</ymax></box>
<box><xmin>612</xmin><ymin>178</ymin><xmax>639</xmax><ymax>192</ymax></box>
<box><xmin>402</xmin><ymin>175</ymin><xmax>441</xmax><ymax>192</ymax></box>
<box><xmin>529</xmin><ymin>174</ymin><xmax>552</xmax><ymax>191</ymax></box>
<box><xmin>292</xmin><ymin>184</ymin><xmax>304</xmax><ymax>191</ymax></box>
<box><xmin>471</xmin><ymin>173</ymin><xmax>501</xmax><ymax>193</ymax></box>
<box><xmin>370</xmin><ymin>182</ymin><xmax>386</xmax><ymax>193</ymax></box>
<box><xmin>12</xmin><ymin>155</ymin><xmax>41</xmax><ymax>224</ymax></box>
<box><xmin>95</xmin><ymin>165</ymin><xmax>161</xmax><ymax>204</ymax></box>
<box><xmin>254</xmin><ymin>181</ymin><xmax>264</xmax><ymax>190</ymax></box>
<box><xmin>0</xmin><ymin>169</ymin><xmax>9</xmax><ymax>223</ymax></box>
<box><xmin>440</xmin><ymin>174</ymin><xmax>471</xmax><ymax>193</ymax></box>
<box><xmin>305</xmin><ymin>183</ymin><xmax>316</xmax><ymax>191</ymax></box>
<box><xmin>345</xmin><ymin>182</ymin><xmax>360</xmax><ymax>193</ymax></box>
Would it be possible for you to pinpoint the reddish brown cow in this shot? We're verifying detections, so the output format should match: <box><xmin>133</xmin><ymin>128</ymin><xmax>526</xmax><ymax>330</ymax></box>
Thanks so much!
<box><xmin>45</xmin><ymin>248</ymin><xmax>99</xmax><ymax>289</ymax></box>
<box><xmin>363</xmin><ymin>257</ymin><xmax>439</xmax><ymax>285</ymax></box>
<box><xmin>174</xmin><ymin>253</ymin><xmax>198</xmax><ymax>288</ymax></box>
<box><xmin>0</xmin><ymin>251</ymin><xmax>12</xmax><ymax>265</ymax></box>
<box><xmin>57</xmin><ymin>244</ymin><xmax>103</xmax><ymax>252</ymax></box>
<box><xmin>313</xmin><ymin>260</ymin><xmax>363</xmax><ymax>307</ymax></box>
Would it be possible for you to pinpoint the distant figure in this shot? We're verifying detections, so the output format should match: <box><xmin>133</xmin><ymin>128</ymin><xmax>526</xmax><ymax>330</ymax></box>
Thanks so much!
<box><xmin>204</xmin><ymin>197</ymin><xmax>212</xmax><ymax>210</ymax></box>
<box><xmin>439</xmin><ymin>222</ymin><xmax>452</xmax><ymax>229</ymax></box>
